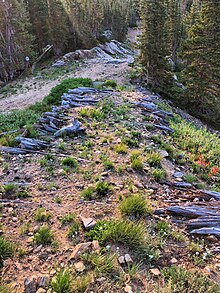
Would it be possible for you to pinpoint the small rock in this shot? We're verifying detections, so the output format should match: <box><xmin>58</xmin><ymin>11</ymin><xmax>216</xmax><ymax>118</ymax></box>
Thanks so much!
<box><xmin>170</xmin><ymin>258</ymin><xmax>178</xmax><ymax>265</ymax></box>
<box><xmin>92</xmin><ymin>240</ymin><xmax>100</xmax><ymax>252</ymax></box>
<box><xmin>118</xmin><ymin>256</ymin><xmax>125</xmax><ymax>264</ymax></box>
<box><xmin>124</xmin><ymin>254</ymin><xmax>133</xmax><ymax>264</ymax></box>
<box><xmin>124</xmin><ymin>284</ymin><xmax>133</xmax><ymax>293</ymax></box>
<box><xmin>69</xmin><ymin>242</ymin><xmax>92</xmax><ymax>261</ymax></box>
<box><xmin>150</xmin><ymin>268</ymin><xmax>161</xmax><ymax>276</ymax></box>
<box><xmin>160</xmin><ymin>150</ymin><xmax>169</xmax><ymax>158</ymax></box>
<box><xmin>80</xmin><ymin>216</ymin><xmax>96</xmax><ymax>230</ymax></box>
<box><xmin>74</xmin><ymin>261</ymin><xmax>85</xmax><ymax>272</ymax></box>
<box><xmin>37</xmin><ymin>275</ymin><xmax>50</xmax><ymax>288</ymax></box>
<box><xmin>173</xmin><ymin>172</ymin><xmax>184</xmax><ymax>178</ymax></box>
<box><xmin>24</xmin><ymin>276</ymin><xmax>37</xmax><ymax>293</ymax></box>
<box><xmin>36</xmin><ymin>289</ymin><xmax>46</xmax><ymax>293</ymax></box>
<box><xmin>207</xmin><ymin>235</ymin><xmax>218</xmax><ymax>243</ymax></box>
<box><xmin>97</xmin><ymin>277</ymin><xmax>106</xmax><ymax>282</ymax></box>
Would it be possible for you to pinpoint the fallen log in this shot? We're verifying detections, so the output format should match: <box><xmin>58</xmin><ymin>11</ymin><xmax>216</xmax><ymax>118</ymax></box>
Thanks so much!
<box><xmin>187</xmin><ymin>217</ymin><xmax>220</xmax><ymax>229</ymax></box>
<box><xmin>167</xmin><ymin>206</ymin><xmax>218</xmax><ymax>218</ymax></box>
<box><xmin>190</xmin><ymin>227</ymin><xmax>220</xmax><ymax>237</ymax></box>
<box><xmin>201</xmin><ymin>190</ymin><xmax>220</xmax><ymax>201</ymax></box>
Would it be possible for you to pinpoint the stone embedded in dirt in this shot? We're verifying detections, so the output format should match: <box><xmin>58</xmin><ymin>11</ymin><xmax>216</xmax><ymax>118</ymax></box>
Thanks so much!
<box><xmin>69</xmin><ymin>242</ymin><xmax>92</xmax><ymax>261</ymax></box>
<box><xmin>170</xmin><ymin>258</ymin><xmax>178</xmax><ymax>265</ymax></box>
<box><xmin>24</xmin><ymin>276</ymin><xmax>37</xmax><ymax>293</ymax></box>
<box><xmin>36</xmin><ymin>289</ymin><xmax>46</xmax><ymax>293</ymax></box>
<box><xmin>159</xmin><ymin>150</ymin><xmax>169</xmax><ymax>158</ymax></box>
<box><xmin>74</xmin><ymin>261</ymin><xmax>86</xmax><ymax>272</ymax></box>
<box><xmin>124</xmin><ymin>284</ymin><xmax>133</xmax><ymax>293</ymax></box>
<box><xmin>150</xmin><ymin>268</ymin><xmax>161</xmax><ymax>276</ymax></box>
<box><xmin>92</xmin><ymin>240</ymin><xmax>100</xmax><ymax>252</ymax></box>
<box><xmin>37</xmin><ymin>275</ymin><xmax>50</xmax><ymax>288</ymax></box>
<box><xmin>80</xmin><ymin>215</ymin><xmax>96</xmax><ymax>230</ymax></box>
<box><xmin>173</xmin><ymin>172</ymin><xmax>184</xmax><ymax>178</ymax></box>
<box><xmin>124</xmin><ymin>254</ymin><xmax>133</xmax><ymax>264</ymax></box>
<box><xmin>118</xmin><ymin>256</ymin><xmax>126</xmax><ymax>264</ymax></box>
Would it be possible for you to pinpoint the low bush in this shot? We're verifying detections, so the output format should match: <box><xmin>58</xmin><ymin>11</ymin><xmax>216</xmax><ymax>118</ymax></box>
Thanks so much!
<box><xmin>0</xmin><ymin>237</ymin><xmax>15</xmax><ymax>267</ymax></box>
<box><xmin>33</xmin><ymin>225</ymin><xmax>54</xmax><ymax>245</ymax></box>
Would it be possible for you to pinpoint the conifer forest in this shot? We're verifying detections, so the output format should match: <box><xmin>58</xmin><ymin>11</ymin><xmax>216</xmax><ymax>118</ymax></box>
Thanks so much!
<box><xmin>0</xmin><ymin>1</ymin><xmax>220</xmax><ymax>292</ymax></box>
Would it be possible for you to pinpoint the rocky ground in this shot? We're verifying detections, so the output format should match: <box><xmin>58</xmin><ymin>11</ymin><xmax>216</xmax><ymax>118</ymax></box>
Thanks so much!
<box><xmin>0</xmin><ymin>85</ymin><xmax>220</xmax><ymax>292</ymax></box>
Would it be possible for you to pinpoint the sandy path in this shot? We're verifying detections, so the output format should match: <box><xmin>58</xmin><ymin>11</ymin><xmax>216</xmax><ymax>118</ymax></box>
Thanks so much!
<box><xmin>0</xmin><ymin>28</ymin><xmax>141</xmax><ymax>113</ymax></box>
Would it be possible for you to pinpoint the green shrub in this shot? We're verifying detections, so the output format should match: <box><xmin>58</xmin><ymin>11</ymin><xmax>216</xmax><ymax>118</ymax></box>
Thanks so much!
<box><xmin>104</xmin><ymin>79</ymin><xmax>117</xmax><ymax>88</ymax></box>
<box><xmin>0</xmin><ymin>237</ymin><xmax>15</xmax><ymax>267</ymax></box>
<box><xmin>3</xmin><ymin>183</ymin><xmax>17</xmax><ymax>195</ymax></box>
<box><xmin>103</xmin><ymin>159</ymin><xmax>115</xmax><ymax>171</ymax></box>
<box><xmin>51</xmin><ymin>269</ymin><xmax>73</xmax><ymax>293</ymax></box>
<box><xmin>162</xmin><ymin>266</ymin><xmax>220</xmax><ymax>293</ymax></box>
<box><xmin>33</xmin><ymin>225</ymin><xmax>54</xmax><ymax>245</ymax></box>
<box><xmin>119</xmin><ymin>194</ymin><xmax>152</xmax><ymax>217</ymax></box>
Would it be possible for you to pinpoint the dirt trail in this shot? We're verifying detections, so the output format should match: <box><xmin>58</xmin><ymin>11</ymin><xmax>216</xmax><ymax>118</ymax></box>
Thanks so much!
<box><xmin>0</xmin><ymin>28</ymin><xmax>141</xmax><ymax>113</ymax></box>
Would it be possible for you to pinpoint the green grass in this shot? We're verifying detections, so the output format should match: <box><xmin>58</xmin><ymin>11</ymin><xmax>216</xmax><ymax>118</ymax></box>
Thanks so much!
<box><xmin>170</xmin><ymin>118</ymin><xmax>220</xmax><ymax>182</ymax></box>
<box><xmin>95</xmin><ymin>181</ymin><xmax>112</xmax><ymax>197</ymax></box>
<box><xmin>33</xmin><ymin>225</ymin><xmax>54</xmax><ymax>245</ymax></box>
<box><xmin>60</xmin><ymin>213</ymin><xmax>76</xmax><ymax>225</ymax></box>
<box><xmin>0</xmin><ymin>237</ymin><xmax>15</xmax><ymax>267</ymax></box>
<box><xmin>115</xmin><ymin>143</ymin><xmax>128</xmax><ymax>154</ymax></box>
<box><xmin>161</xmin><ymin>266</ymin><xmax>220</xmax><ymax>293</ymax></box>
<box><xmin>67</xmin><ymin>222</ymin><xmax>80</xmax><ymax>240</ymax></box>
<box><xmin>145</xmin><ymin>151</ymin><xmax>163</xmax><ymax>167</ymax></box>
<box><xmin>131</xmin><ymin>158</ymin><xmax>144</xmax><ymax>172</ymax></box>
<box><xmin>119</xmin><ymin>194</ymin><xmax>152</xmax><ymax>218</ymax></box>
<box><xmin>81</xmin><ymin>252</ymin><xmax>116</xmax><ymax>276</ymax></box>
<box><xmin>35</xmin><ymin>208</ymin><xmax>52</xmax><ymax>222</ymax></box>
<box><xmin>61</xmin><ymin>157</ymin><xmax>78</xmax><ymax>168</ymax></box>
<box><xmin>51</xmin><ymin>269</ymin><xmax>73</xmax><ymax>293</ymax></box>
<box><xmin>151</xmin><ymin>168</ymin><xmax>166</xmax><ymax>181</ymax></box>
<box><xmin>81</xmin><ymin>187</ymin><xmax>95</xmax><ymax>200</ymax></box>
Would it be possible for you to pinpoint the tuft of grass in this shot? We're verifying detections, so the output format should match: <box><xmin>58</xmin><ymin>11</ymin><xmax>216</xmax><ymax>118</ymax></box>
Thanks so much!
<box><xmin>86</xmin><ymin>219</ymin><xmax>145</xmax><ymax>249</ymax></box>
<box><xmin>161</xmin><ymin>266</ymin><xmax>220</xmax><ymax>293</ymax></box>
<box><xmin>145</xmin><ymin>151</ymin><xmax>162</xmax><ymax>167</ymax></box>
<box><xmin>81</xmin><ymin>252</ymin><xmax>116</xmax><ymax>276</ymax></box>
<box><xmin>81</xmin><ymin>187</ymin><xmax>95</xmax><ymax>200</ymax></box>
<box><xmin>33</xmin><ymin>225</ymin><xmax>54</xmax><ymax>245</ymax></box>
<box><xmin>3</xmin><ymin>183</ymin><xmax>17</xmax><ymax>195</ymax></box>
<box><xmin>119</xmin><ymin>194</ymin><xmax>152</xmax><ymax>218</ymax></box>
<box><xmin>115</xmin><ymin>143</ymin><xmax>128</xmax><ymax>154</ymax></box>
<box><xmin>62</xmin><ymin>157</ymin><xmax>78</xmax><ymax>168</ymax></box>
<box><xmin>104</xmin><ymin>79</ymin><xmax>117</xmax><ymax>88</ymax></box>
<box><xmin>183</xmin><ymin>173</ymin><xmax>197</xmax><ymax>183</ymax></box>
<box><xmin>60</xmin><ymin>213</ymin><xmax>76</xmax><ymax>225</ymax></box>
<box><xmin>67</xmin><ymin>222</ymin><xmax>80</xmax><ymax>240</ymax></box>
<box><xmin>51</xmin><ymin>269</ymin><xmax>73</xmax><ymax>293</ymax></box>
<box><xmin>131</xmin><ymin>158</ymin><xmax>144</xmax><ymax>172</ymax></box>
<box><xmin>156</xmin><ymin>221</ymin><xmax>170</xmax><ymax>237</ymax></box>
<box><xmin>0</xmin><ymin>237</ymin><xmax>15</xmax><ymax>267</ymax></box>
<box><xmin>72</xmin><ymin>273</ymin><xmax>93</xmax><ymax>293</ymax></box>
<box><xmin>95</xmin><ymin>181</ymin><xmax>111</xmax><ymax>197</ymax></box>
<box><xmin>151</xmin><ymin>168</ymin><xmax>166</xmax><ymax>181</ymax></box>
<box><xmin>103</xmin><ymin>159</ymin><xmax>115</xmax><ymax>171</ymax></box>
<box><xmin>35</xmin><ymin>208</ymin><xmax>52</xmax><ymax>222</ymax></box>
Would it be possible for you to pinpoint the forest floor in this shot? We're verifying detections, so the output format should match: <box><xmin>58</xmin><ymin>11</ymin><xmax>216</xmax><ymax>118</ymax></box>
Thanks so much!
<box><xmin>0</xmin><ymin>27</ymin><xmax>220</xmax><ymax>293</ymax></box>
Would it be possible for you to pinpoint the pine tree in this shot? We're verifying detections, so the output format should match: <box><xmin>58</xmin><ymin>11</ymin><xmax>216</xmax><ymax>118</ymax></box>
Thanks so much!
<box><xmin>182</xmin><ymin>0</ymin><xmax>220</xmax><ymax>127</ymax></box>
<box><xmin>0</xmin><ymin>0</ymin><xmax>34</xmax><ymax>82</ymax></box>
<box><xmin>139</xmin><ymin>0</ymin><xmax>172</xmax><ymax>92</ymax></box>
<box><xmin>167</xmin><ymin>0</ymin><xmax>182</xmax><ymax>68</ymax></box>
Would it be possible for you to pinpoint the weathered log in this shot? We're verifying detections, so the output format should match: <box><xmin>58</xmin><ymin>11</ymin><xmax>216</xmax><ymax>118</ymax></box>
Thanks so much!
<box><xmin>153</xmin><ymin>124</ymin><xmax>174</xmax><ymax>133</ymax></box>
<box><xmin>201</xmin><ymin>190</ymin><xmax>220</xmax><ymax>201</ymax></box>
<box><xmin>54</xmin><ymin>118</ymin><xmax>85</xmax><ymax>137</ymax></box>
<box><xmin>187</xmin><ymin>217</ymin><xmax>220</xmax><ymax>229</ymax></box>
<box><xmin>190</xmin><ymin>227</ymin><xmax>220</xmax><ymax>237</ymax></box>
<box><xmin>167</xmin><ymin>206</ymin><xmax>218</xmax><ymax>218</ymax></box>
<box><xmin>15</xmin><ymin>137</ymin><xmax>49</xmax><ymax>150</ymax></box>
<box><xmin>173</xmin><ymin>182</ymin><xmax>193</xmax><ymax>188</ymax></box>
<box><xmin>0</xmin><ymin>129</ymin><xmax>18</xmax><ymax>137</ymax></box>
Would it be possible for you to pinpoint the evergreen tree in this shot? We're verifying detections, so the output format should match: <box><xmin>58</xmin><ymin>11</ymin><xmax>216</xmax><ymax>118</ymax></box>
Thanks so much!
<box><xmin>139</xmin><ymin>0</ymin><xmax>172</xmax><ymax>92</ymax></box>
<box><xmin>0</xmin><ymin>0</ymin><xmax>34</xmax><ymax>82</ymax></box>
<box><xmin>182</xmin><ymin>0</ymin><xmax>220</xmax><ymax>127</ymax></box>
